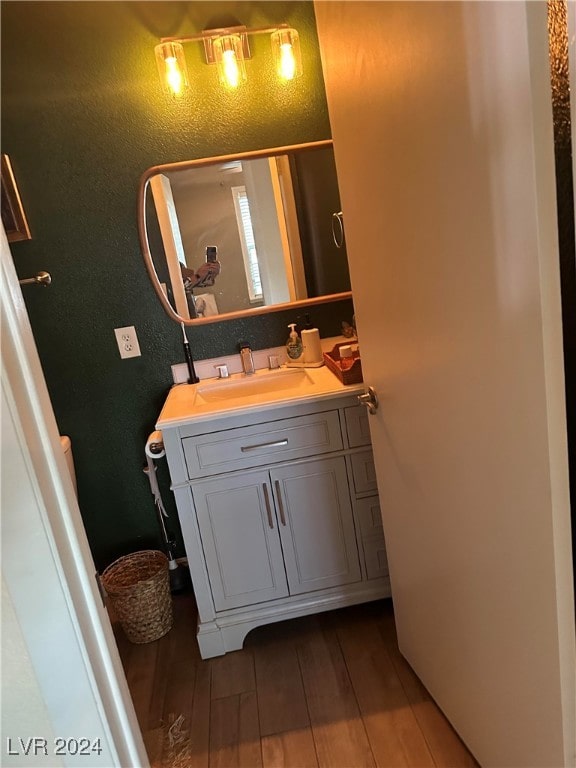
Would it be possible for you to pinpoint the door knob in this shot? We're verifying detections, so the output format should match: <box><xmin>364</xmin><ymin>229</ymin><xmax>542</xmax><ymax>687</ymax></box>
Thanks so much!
<box><xmin>358</xmin><ymin>386</ymin><xmax>378</xmax><ymax>414</ymax></box>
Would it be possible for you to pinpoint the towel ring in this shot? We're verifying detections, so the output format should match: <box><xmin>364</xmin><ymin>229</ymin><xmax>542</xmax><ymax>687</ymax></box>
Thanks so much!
<box><xmin>332</xmin><ymin>211</ymin><xmax>344</xmax><ymax>249</ymax></box>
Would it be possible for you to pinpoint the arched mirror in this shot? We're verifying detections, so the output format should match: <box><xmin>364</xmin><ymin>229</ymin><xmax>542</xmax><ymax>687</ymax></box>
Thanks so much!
<box><xmin>137</xmin><ymin>140</ymin><xmax>350</xmax><ymax>325</ymax></box>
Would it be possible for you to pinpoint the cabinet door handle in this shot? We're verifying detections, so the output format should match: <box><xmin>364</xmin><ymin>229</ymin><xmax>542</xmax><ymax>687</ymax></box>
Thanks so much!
<box><xmin>274</xmin><ymin>480</ymin><xmax>287</xmax><ymax>526</ymax></box>
<box><xmin>263</xmin><ymin>484</ymin><xmax>274</xmax><ymax>528</ymax></box>
<box><xmin>241</xmin><ymin>439</ymin><xmax>288</xmax><ymax>452</ymax></box>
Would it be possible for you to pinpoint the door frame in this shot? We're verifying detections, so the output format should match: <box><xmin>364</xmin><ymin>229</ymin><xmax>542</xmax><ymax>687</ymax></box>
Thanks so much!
<box><xmin>1</xmin><ymin>223</ymin><xmax>148</xmax><ymax>766</ymax></box>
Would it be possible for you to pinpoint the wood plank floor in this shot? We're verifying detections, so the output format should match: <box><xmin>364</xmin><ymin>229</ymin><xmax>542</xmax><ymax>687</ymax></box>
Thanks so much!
<box><xmin>113</xmin><ymin>592</ymin><xmax>479</xmax><ymax>768</ymax></box>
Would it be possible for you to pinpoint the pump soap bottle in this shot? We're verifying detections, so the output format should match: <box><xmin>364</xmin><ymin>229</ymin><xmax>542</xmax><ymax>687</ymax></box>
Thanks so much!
<box><xmin>286</xmin><ymin>323</ymin><xmax>304</xmax><ymax>364</ymax></box>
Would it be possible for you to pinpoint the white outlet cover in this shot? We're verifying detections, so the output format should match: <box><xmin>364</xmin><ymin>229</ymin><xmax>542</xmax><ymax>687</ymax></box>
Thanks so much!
<box><xmin>114</xmin><ymin>325</ymin><xmax>141</xmax><ymax>359</ymax></box>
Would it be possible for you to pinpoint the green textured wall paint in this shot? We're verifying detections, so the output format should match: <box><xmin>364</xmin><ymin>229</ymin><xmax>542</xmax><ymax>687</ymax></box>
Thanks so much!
<box><xmin>1</xmin><ymin>1</ymin><xmax>354</xmax><ymax>569</ymax></box>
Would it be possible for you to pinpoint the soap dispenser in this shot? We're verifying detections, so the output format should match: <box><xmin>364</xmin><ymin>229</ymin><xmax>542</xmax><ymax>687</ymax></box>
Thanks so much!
<box><xmin>286</xmin><ymin>323</ymin><xmax>304</xmax><ymax>362</ymax></box>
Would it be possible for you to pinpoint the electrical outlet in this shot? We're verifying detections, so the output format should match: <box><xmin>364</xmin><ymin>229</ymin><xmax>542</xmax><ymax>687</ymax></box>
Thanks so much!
<box><xmin>114</xmin><ymin>325</ymin><xmax>141</xmax><ymax>359</ymax></box>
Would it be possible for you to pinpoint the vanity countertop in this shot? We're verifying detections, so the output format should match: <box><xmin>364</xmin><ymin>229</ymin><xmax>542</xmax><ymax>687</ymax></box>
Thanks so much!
<box><xmin>156</xmin><ymin>365</ymin><xmax>365</xmax><ymax>429</ymax></box>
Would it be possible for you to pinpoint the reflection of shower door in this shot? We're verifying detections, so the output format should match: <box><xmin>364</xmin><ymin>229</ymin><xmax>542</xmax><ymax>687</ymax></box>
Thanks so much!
<box><xmin>289</xmin><ymin>146</ymin><xmax>349</xmax><ymax>297</ymax></box>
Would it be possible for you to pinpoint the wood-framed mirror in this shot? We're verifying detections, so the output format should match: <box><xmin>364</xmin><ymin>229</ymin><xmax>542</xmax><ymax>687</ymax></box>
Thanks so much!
<box><xmin>137</xmin><ymin>140</ymin><xmax>351</xmax><ymax>325</ymax></box>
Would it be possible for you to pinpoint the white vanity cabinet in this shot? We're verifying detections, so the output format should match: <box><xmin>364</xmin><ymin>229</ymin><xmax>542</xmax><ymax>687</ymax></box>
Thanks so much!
<box><xmin>159</xmin><ymin>391</ymin><xmax>390</xmax><ymax>658</ymax></box>
<box><xmin>194</xmin><ymin>456</ymin><xmax>361</xmax><ymax>612</ymax></box>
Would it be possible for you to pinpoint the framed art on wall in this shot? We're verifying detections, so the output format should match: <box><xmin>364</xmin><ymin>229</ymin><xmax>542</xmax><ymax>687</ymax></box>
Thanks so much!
<box><xmin>1</xmin><ymin>154</ymin><xmax>31</xmax><ymax>242</ymax></box>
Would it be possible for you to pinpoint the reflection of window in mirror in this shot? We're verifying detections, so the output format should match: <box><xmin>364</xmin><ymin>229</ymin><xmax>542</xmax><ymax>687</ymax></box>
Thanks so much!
<box><xmin>231</xmin><ymin>186</ymin><xmax>263</xmax><ymax>303</ymax></box>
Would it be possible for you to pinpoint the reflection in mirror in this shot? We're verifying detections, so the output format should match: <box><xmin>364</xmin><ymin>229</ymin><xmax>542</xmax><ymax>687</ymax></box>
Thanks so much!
<box><xmin>139</xmin><ymin>141</ymin><xmax>351</xmax><ymax>325</ymax></box>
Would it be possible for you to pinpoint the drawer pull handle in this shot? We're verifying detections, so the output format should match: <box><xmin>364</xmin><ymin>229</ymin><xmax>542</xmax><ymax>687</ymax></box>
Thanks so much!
<box><xmin>263</xmin><ymin>484</ymin><xmax>274</xmax><ymax>528</ymax></box>
<box><xmin>275</xmin><ymin>480</ymin><xmax>287</xmax><ymax>526</ymax></box>
<box><xmin>241</xmin><ymin>439</ymin><xmax>288</xmax><ymax>452</ymax></box>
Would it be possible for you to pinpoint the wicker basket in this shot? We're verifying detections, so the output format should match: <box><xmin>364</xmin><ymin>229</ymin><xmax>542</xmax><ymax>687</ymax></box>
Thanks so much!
<box><xmin>101</xmin><ymin>550</ymin><xmax>173</xmax><ymax>644</ymax></box>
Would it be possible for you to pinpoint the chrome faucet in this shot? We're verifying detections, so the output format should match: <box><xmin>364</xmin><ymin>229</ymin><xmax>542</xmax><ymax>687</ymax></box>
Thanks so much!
<box><xmin>239</xmin><ymin>343</ymin><xmax>255</xmax><ymax>375</ymax></box>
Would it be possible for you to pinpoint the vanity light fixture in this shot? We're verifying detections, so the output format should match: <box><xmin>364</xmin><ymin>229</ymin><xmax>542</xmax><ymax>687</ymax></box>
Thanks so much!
<box><xmin>154</xmin><ymin>24</ymin><xmax>302</xmax><ymax>97</ymax></box>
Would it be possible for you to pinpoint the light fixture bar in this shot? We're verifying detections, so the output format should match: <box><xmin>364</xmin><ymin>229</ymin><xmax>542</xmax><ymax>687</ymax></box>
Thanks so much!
<box><xmin>156</xmin><ymin>24</ymin><xmax>300</xmax><ymax>97</ymax></box>
<box><xmin>160</xmin><ymin>24</ymin><xmax>289</xmax><ymax>44</ymax></box>
<box><xmin>159</xmin><ymin>23</ymin><xmax>292</xmax><ymax>61</ymax></box>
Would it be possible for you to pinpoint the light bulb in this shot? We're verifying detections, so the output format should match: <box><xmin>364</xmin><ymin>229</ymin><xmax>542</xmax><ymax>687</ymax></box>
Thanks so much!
<box><xmin>278</xmin><ymin>42</ymin><xmax>297</xmax><ymax>80</ymax></box>
<box><xmin>165</xmin><ymin>56</ymin><xmax>183</xmax><ymax>94</ymax></box>
<box><xmin>155</xmin><ymin>42</ymin><xmax>189</xmax><ymax>97</ymax></box>
<box><xmin>213</xmin><ymin>35</ymin><xmax>246</xmax><ymax>88</ymax></box>
<box><xmin>271</xmin><ymin>28</ymin><xmax>302</xmax><ymax>81</ymax></box>
<box><xmin>222</xmin><ymin>49</ymin><xmax>240</xmax><ymax>88</ymax></box>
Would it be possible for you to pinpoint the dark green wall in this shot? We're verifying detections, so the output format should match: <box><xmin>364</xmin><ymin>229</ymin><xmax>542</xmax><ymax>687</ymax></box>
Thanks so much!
<box><xmin>1</xmin><ymin>1</ymin><xmax>353</xmax><ymax>569</ymax></box>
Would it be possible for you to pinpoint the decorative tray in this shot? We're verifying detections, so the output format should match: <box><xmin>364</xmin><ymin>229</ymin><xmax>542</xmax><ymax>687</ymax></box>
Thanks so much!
<box><xmin>323</xmin><ymin>342</ymin><xmax>363</xmax><ymax>385</ymax></box>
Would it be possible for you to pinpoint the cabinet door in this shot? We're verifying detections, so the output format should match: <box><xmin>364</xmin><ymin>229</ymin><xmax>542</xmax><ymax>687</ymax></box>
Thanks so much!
<box><xmin>349</xmin><ymin>450</ymin><xmax>378</xmax><ymax>495</ymax></box>
<box><xmin>271</xmin><ymin>456</ymin><xmax>361</xmax><ymax>595</ymax></box>
<box><xmin>194</xmin><ymin>470</ymin><xmax>289</xmax><ymax>611</ymax></box>
<box><xmin>344</xmin><ymin>405</ymin><xmax>371</xmax><ymax>448</ymax></box>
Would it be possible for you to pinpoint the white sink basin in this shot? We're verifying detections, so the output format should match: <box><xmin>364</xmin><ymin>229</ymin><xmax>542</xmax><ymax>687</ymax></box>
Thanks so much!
<box><xmin>156</xmin><ymin>362</ymin><xmax>364</xmax><ymax>428</ymax></box>
<box><xmin>195</xmin><ymin>368</ymin><xmax>314</xmax><ymax>403</ymax></box>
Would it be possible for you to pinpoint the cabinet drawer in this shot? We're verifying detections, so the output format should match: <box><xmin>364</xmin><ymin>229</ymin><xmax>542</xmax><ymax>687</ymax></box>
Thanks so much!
<box><xmin>355</xmin><ymin>496</ymin><xmax>383</xmax><ymax>538</ymax></box>
<box><xmin>363</xmin><ymin>537</ymin><xmax>389</xmax><ymax>580</ymax></box>
<box><xmin>344</xmin><ymin>405</ymin><xmax>371</xmax><ymax>447</ymax></box>
<box><xmin>350</xmin><ymin>450</ymin><xmax>378</xmax><ymax>495</ymax></box>
<box><xmin>183</xmin><ymin>411</ymin><xmax>343</xmax><ymax>478</ymax></box>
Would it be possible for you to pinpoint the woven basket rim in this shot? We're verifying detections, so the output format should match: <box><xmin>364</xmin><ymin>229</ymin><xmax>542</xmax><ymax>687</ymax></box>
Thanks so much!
<box><xmin>102</xmin><ymin>549</ymin><xmax>167</xmax><ymax>573</ymax></box>
<box><xmin>101</xmin><ymin>550</ymin><xmax>168</xmax><ymax>594</ymax></box>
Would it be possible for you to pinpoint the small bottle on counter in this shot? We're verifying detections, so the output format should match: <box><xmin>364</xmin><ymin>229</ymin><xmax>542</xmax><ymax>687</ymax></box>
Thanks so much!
<box><xmin>339</xmin><ymin>345</ymin><xmax>355</xmax><ymax>371</ymax></box>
